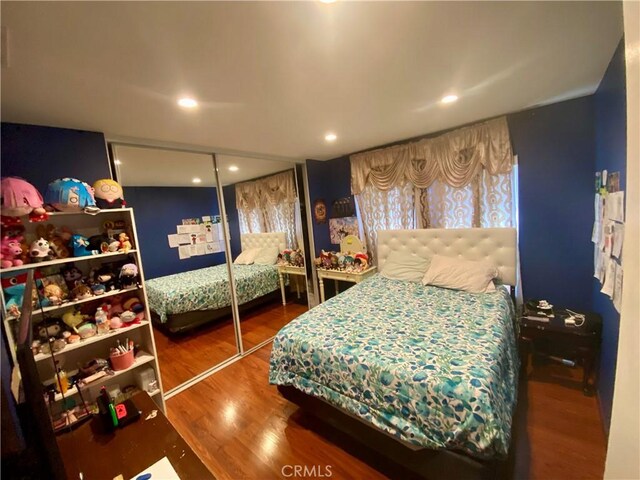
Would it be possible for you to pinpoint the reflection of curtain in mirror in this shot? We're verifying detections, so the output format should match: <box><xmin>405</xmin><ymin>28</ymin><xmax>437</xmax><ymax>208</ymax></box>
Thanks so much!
<box><xmin>236</xmin><ymin>170</ymin><xmax>298</xmax><ymax>249</ymax></box>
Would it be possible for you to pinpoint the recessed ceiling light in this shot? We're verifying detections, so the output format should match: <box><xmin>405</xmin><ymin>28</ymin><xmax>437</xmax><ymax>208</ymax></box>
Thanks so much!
<box><xmin>319</xmin><ymin>0</ymin><xmax>336</xmax><ymax>3</ymax></box>
<box><xmin>228</xmin><ymin>165</ymin><xmax>239</xmax><ymax>172</ymax></box>
<box><xmin>192</xmin><ymin>177</ymin><xmax>202</xmax><ymax>184</ymax></box>
<box><xmin>178</xmin><ymin>97</ymin><xmax>198</xmax><ymax>108</ymax></box>
<box><xmin>325</xmin><ymin>133</ymin><xmax>337</xmax><ymax>142</ymax></box>
<box><xmin>114</xmin><ymin>159</ymin><xmax>122</xmax><ymax>165</ymax></box>
<box><xmin>441</xmin><ymin>94</ymin><xmax>459</xmax><ymax>104</ymax></box>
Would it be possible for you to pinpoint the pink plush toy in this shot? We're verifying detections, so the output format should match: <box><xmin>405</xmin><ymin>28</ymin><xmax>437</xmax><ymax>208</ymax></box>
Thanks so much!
<box><xmin>0</xmin><ymin>177</ymin><xmax>47</xmax><ymax>221</ymax></box>
<box><xmin>1</xmin><ymin>236</ymin><xmax>25</xmax><ymax>268</ymax></box>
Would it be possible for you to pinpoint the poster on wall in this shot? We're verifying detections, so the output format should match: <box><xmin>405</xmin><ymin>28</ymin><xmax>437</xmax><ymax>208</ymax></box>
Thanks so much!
<box><xmin>329</xmin><ymin>216</ymin><xmax>359</xmax><ymax>244</ymax></box>
<box><xmin>168</xmin><ymin>216</ymin><xmax>225</xmax><ymax>259</ymax></box>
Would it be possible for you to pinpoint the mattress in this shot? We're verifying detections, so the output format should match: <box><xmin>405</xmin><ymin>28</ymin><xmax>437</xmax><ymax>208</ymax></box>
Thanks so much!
<box><xmin>147</xmin><ymin>263</ymin><xmax>280</xmax><ymax>323</ymax></box>
<box><xmin>269</xmin><ymin>274</ymin><xmax>518</xmax><ymax>459</ymax></box>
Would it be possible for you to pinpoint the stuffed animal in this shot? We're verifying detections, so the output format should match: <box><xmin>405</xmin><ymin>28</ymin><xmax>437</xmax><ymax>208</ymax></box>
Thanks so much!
<box><xmin>118</xmin><ymin>233</ymin><xmax>132</xmax><ymax>253</ymax></box>
<box><xmin>36</xmin><ymin>224</ymin><xmax>72</xmax><ymax>259</ymax></box>
<box><xmin>35</xmin><ymin>318</ymin><xmax>66</xmax><ymax>342</ymax></box>
<box><xmin>354</xmin><ymin>252</ymin><xmax>369</xmax><ymax>271</ymax></box>
<box><xmin>93</xmin><ymin>179</ymin><xmax>126</xmax><ymax>209</ymax></box>
<box><xmin>119</xmin><ymin>263</ymin><xmax>139</xmax><ymax>288</ymax></box>
<box><xmin>44</xmin><ymin>178</ymin><xmax>99</xmax><ymax>213</ymax></box>
<box><xmin>61</xmin><ymin>264</ymin><xmax>84</xmax><ymax>290</ymax></box>
<box><xmin>1</xmin><ymin>236</ymin><xmax>25</xmax><ymax>268</ymax></box>
<box><xmin>87</xmin><ymin>234</ymin><xmax>112</xmax><ymax>253</ymax></box>
<box><xmin>93</xmin><ymin>265</ymin><xmax>117</xmax><ymax>291</ymax></box>
<box><xmin>2</xmin><ymin>273</ymin><xmax>43</xmax><ymax>312</ymax></box>
<box><xmin>91</xmin><ymin>284</ymin><xmax>106</xmax><ymax>295</ymax></box>
<box><xmin>71</xmin><ymin>235</ymin><xmax>99</xmax><ymax>257</ymax></box>
<box><xmin>71</xmin><ymin>283</ymin><xmax>93</xmax><ymax>300</ymax></box>
<box><xmin>43</xmin><ymin>284</ymin><xmax>66</xmax><ymax>306</ymax></box>
<box><xmin>29</xmin><ymin>238</ymin><xmax>54</xmax><ymax>262</ymax></box>
<box><xmin>0</xmin><ymin>177</ymin><xmax>48</xmax><ymax>221</ymax></box>
<box><xmin>62</xmin><ymin>310</ymin><xmax>87</xmax><ymax>333</ymax></box>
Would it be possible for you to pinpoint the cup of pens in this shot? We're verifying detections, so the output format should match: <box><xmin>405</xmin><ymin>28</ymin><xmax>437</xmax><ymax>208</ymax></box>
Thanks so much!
<box><xmin>109</xmin><ymin>339</ymin><xmax>135</xmax><ymax>371</ymax></box>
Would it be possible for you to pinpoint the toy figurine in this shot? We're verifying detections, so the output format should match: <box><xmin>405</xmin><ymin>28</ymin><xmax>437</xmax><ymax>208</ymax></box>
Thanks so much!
<box><xmin>93</xmin><ymin>179</ymin><xmax>126</xmax><ymax>209</ymax></box>
<box><xmin>61</xmin><ymin>264</ymin><xmax>84</xmax><ymax>290</ymax></box>
<box><xmin>93</xmin><ymin>265</ymin><xmax>117</xmax><ymax>291</ymax></box>
<box><xmin>29</xmin><ymin>238</ymin><xmax>54</xmax><ymax>262</ymax></box>
<box><xmin>71</xmin><ymin>283</ymin><xmax>93</xmax><ymax>300</ymax></box>
<box><xmin>1</xmin><ymin>236</ymin><xmax>25</xmax><ymax>268</ymax></box>
<box><xmin>43</xmin><ymin>284</ymin><xmax>66</xmax><ymax>306</ymax></box>
<box><xmin>119</xmin><ymin>263</ymin><xmax>139</xmax><ymax>288</ymax></box>
<box><xmin>44</xmin><ymin>178</ymin><xmax>99</xmax><ymax>213</ymax></box>
<box><xmin>118</xmin><ymin>233</ymin><xmax>132</xmax><ymax>253</ymax></box>
<box><xmin>0</xmin><ymin>177</ymin><xmax>48</xmax><ymax>221</ymax></box>
<box><xmin>71</xmin><ymin>235</ymin><xmax>99</xmax><ymax>257</ymax></box>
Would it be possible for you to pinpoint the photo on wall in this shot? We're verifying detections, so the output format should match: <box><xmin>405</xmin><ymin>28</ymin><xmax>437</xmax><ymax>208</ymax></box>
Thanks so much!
<box><xmin>329</xmin><ymin>216</ymin><xmax>359</xmax><ymax>244</ymax></box>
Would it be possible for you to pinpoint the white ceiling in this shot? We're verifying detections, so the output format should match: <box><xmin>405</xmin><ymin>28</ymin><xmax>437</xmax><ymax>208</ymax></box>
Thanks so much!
<box><xmin>113</xmin><ymin>144</ymin><xmax>294</xmax><ymax>187</ymax></box>
<box><xmin>1</xmin><ymin>2</ymin><xmax>623</xmax><ymax>161</ymax></box>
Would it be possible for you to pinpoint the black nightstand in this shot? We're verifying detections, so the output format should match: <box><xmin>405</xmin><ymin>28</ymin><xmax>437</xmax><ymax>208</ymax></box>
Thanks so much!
<box><xmin>519</xmin><ymin>306</ymin><xmax>602</xmax><ymax>395</ymax></box>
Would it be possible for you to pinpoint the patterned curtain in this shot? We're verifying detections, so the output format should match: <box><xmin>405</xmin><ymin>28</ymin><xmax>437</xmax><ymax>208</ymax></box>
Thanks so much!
<box><xmin>357</xmin><ymin>170</ymin><xmax>515</xmax><ymax>263</ymax></box>
<box><xmin>356</xmin><ymin>183</ymin><xmax>416</xmax><ymax>262</ymax></box>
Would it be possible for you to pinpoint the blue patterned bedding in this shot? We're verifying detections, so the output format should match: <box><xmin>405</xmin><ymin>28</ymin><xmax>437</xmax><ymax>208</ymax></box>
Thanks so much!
<box><xmin>269</xmin><ymin>275</ymin><xmax>518</xmax><ymax>459</ymax></box>
<box><xmin>147</xmin><ymin>263</ymin><xmax>279</xmax><ymax>323</ymax></box>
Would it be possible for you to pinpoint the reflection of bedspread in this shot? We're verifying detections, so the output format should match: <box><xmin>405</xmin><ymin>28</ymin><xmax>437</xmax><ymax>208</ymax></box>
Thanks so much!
<box><xmin>147</xmin><ymin>264</ymin><xmax>279</xmax><ymax>322</ymax></box>
<box><xmin>269</xmin><ymin>275</ymin><xmax>518</xmax><ymax>459</ymax></box>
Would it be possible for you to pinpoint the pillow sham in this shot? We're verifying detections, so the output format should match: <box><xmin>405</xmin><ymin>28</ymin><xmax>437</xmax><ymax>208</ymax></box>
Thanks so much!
<box><xmin>254</xmin><ymin>246</ymin><xmax>280</xmax><ymax>265</ymax></box>
<box><xmin>233</xmin><ymin>247</ymin><xmax>261</xmax><ymax>265</ymax></box>
<box><xmin>380</xmin><ymin>251</ymin><xmax>431</xmax><ymax>282</ymax></box>
<box><xmin>422</xmin><ymin>254</ymin><xmax>498</xmax><ymax>293</ymax></box>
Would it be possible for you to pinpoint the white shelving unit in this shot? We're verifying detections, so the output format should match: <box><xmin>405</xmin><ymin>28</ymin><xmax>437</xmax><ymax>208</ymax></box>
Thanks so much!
<box><xmin>0</xmin><ymin>208</ymin><xmax>165</xmax><ymax>412</ymax></box>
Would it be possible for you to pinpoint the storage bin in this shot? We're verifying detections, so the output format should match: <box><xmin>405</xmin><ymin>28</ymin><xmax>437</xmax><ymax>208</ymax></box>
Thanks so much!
<box><xmin>109</xmin><ymin>349</ymin><xmax>134</xmax><ymax>371</ymax></box>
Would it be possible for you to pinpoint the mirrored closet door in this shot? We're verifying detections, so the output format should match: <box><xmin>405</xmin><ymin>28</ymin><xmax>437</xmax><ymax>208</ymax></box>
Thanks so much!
<box><xmin>216</xmin><ymin>155</ymin><xmax>312</xmax><ymax>352</ymax></box>
<box><xmin>110</xmin><ymin>144</ymin><xmax>239</xmax><ymax>393</ymax></box>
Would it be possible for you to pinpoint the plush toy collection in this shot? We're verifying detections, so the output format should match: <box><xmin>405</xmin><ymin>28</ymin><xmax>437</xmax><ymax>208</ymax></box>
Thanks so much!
<box><xmin>314</xmin><ymin>250</ymin><xmax>369</xmax><ymax>273</ymax></box>
<box><xmin>277</xmin><ymin>249</ymin><xmax>305</xmax><ymax>267</ymax></box>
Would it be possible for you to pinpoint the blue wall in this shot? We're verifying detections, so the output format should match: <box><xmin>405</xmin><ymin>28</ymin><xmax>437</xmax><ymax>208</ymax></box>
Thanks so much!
<box><xmin>124</xmin><ymin>187</ymin><xmax>225</xmax><ymax>279</ymax></box>
<box><xmin>508</xmin><ymin>97</ymin><xmax>596</xmax><ymax>311</ymax></box>
<box><xmin>593</xmin><ymin>38</ymin><xmax>626</xmax><ymax>434</ymax></box>
<box><xmin>306</xmin><ymin>157</ymin><xmax>352</xmax><ymax>256</ymax></box>
<box><xmin>1</xmin><ymin>123</ymin><xmax>111</xmax><ymax>194</ymax></box>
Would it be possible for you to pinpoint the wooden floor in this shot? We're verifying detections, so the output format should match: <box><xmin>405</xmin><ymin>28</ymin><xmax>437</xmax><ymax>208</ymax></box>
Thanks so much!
<box><xmin>166</xmin><ymin>345</ymin><xmax>607</xmax><ymax>480</ymax></box>
<box><xmin>154</xmin><ymin>299</ymin><xmax>308</xmax><ymax>391</ymax></box>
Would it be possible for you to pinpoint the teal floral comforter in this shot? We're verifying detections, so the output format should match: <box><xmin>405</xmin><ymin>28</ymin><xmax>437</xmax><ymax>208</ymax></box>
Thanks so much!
<box><xmin>269</xmin><ymin>275</ymin><xmax>518</xmax><ymax>459</ymax></box>
<box><xmin>147</xmin><ymin>264</ymin><xmax>279</xmax><ymax>322</ymax></box>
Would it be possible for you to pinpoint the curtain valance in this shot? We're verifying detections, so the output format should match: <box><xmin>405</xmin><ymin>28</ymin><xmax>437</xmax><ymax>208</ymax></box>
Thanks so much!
<box><xmin>236</xmin><ymin>169</ymin><xmax>297</xmax><ymax>210</ymax></box>
<box><xmin>350</xmin><ymin>117</ymin><xmax>513</xmax><ymax>194</ymax></box>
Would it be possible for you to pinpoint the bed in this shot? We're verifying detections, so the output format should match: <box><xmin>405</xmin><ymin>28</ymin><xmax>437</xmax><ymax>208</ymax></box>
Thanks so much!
<box><xmin>148</xmin><ymin>232</ymin><xmax>286</xmax><ymax>334</ymax></box>
<box><xmin>269</xmin><ymin>228</ymin><xmax>519</xmax><ymax>478</ymax></box>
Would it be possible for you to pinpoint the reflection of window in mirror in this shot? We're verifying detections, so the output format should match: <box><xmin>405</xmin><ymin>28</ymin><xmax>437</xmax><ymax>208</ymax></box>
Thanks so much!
<box><xmin>216</xmin><ymin>156</ymin><xmax>312</xmax><ymax>352</ymax></box>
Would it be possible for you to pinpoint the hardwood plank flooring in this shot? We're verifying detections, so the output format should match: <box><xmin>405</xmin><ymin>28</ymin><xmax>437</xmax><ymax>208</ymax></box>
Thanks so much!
<box><xmin>154</xmin><ymin>298</ymin><xmax>308</xmax><ymax>391</ymax></box>
<box><xmin>166</xmin><ymin>345</ymin><xmax>607</xmax><ymax>480</ymax></box>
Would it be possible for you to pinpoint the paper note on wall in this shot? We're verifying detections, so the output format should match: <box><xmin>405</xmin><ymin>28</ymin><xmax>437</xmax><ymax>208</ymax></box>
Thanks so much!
<box><xmin>601</xmin><ymin>258</ymin><xmax>616</xmax><ymax>297</ymax></box>
<box><xmin>178</xmin><ymin>245</ymin><xmax>190</xmax><ymax>259</ymax></box>
<box><xmin>612</xmin><ymin>223</ymin><xmax>624</xmax><ymax>259</ymax></box>
<box><xmin>613</xmin><ymin>264</ymin><xmax>623</xmax><ymax>312</ymax></box>
<box><xmin>168</xmin><ymin>234</ymin><xmax>180</xmax><ymax>248</ymax></box>
<box><xmin>606</xmin><ymin>191</ymin><xmax>625</xmax><ymax>223</ymax></box>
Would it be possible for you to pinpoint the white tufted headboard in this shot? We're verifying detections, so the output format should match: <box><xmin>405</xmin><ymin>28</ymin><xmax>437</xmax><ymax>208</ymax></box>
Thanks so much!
<box><xmin>377</xmin><ymin>228</ymin><xmax>518</xmax><ymax>286</ymax></box>
<box><xmin>240</xmin><ymin>232</ymin><xmax>286</xmax><ymax>252</ymax></box>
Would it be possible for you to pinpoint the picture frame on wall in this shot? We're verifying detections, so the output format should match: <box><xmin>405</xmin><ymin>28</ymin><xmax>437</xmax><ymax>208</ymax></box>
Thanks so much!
<box><xmin>314</xmin><ymin>199</ymin><xmax>327</xmax><ymax>224</ymax></box>
<box><xmin>329</xmin><ymin>216</ymin><xmax>359</xmax><ymax>244</ymax></box>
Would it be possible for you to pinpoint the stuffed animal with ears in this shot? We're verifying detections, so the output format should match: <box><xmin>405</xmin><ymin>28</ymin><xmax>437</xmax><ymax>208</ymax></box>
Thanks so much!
<box><xmin>119</xmin><ymin>263</ymin><xmax>139</xmax><ymax>288</ymax></box>
<box><xmin>1</xmin><ymin>236</ymin><xmax>25</xmax><ymax>268</ymax></box>
<box><xmin>61</xmin><ymin>264</ymin><xmax>84</xmax><ymax>290</ymax></box>
<box><xmin>29</xmin><ymin>238</ymin><xmax>54</xmax><ymax>262</ymax></box>
<box><xmin>92</xmin><ymin>265</ymin><xmax>118</xmax><ymax>291</ymax></box>
<box><xmin>36</xmin><ymin>224</ymin><xmax>72</xmax><ymax>259</ymax></box>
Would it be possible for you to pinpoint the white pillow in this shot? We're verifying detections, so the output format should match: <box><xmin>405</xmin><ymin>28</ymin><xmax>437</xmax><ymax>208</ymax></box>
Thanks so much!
<box><xmin>422</xmin><ymin>255</ymin><xmax>498</xmax><ymax>293</ymax></box>
<box><xmin>233</xmin><ymin>248</ymin><xmax>261</xmax><ymax>265</ymax></box>
<box><xmin>381</xmin><ymin>251</ymin><xmax>431</xmax><ymax>282</ymax></box>
<box><xmin>254</xmin><ymin>246</ymin><xmax>280</xmax><ymax>265</ymax></box>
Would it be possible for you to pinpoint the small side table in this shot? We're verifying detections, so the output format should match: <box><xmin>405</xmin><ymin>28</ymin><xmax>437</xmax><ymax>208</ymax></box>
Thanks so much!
<box><xmin>277</xmin><ymin>265</ymin><xmax>306</xmax><ymax>305</ymax></box>
<box><xmin>519</xmin><ymin>306</ymin><xmax>602</xmax><ymax>395</ymax></box>
<box><xmin>316</xmin><ymin>266</ymin><xmax>377</xmax><ymax>303</ymax></box>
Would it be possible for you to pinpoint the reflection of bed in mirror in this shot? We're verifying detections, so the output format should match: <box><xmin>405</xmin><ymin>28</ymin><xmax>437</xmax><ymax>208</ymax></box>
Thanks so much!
<box><xmin>147</xmin><ymin>232</ymin><xmax>286</xmax><ymax>334</ymax></box>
